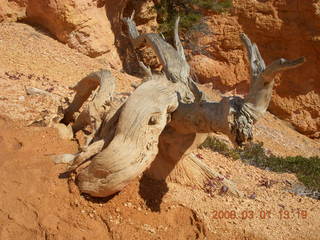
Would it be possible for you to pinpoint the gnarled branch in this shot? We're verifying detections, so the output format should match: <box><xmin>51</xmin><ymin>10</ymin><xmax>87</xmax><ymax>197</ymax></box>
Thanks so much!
<box><xmin>174</xmin><ymin>16</ymin><xmax>186</xmax><ymax>61</ymax></box>
<box><xmin>56</xmin><ymin>17</ymin><xmax>305</xmax><ymax>199</ymax></box>
<box><xmin>122</xmin><ymin>15</ymin><xmax>191</xmax><ymax>94</ymax></box>
<box><xmin>241</xmin><ymin>33</ymin><xmax>305</xmax><ymax>120</ymax></box>
<box><xmin>60</xmin><ymin>69</ymin><xmax>115</xmax><ymax>141</ymax></box>
<box><xmin>170</xmin><ymin>36</ymin><xmax>305</xmax><ymax>145</ymax></box>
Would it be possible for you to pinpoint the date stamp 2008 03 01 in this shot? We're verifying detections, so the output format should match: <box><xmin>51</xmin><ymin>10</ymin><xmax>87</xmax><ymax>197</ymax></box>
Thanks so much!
<box><xmin>212</xmin><ymin>209</ymin><xmax>308</xmax><ymax>220</ymax></box>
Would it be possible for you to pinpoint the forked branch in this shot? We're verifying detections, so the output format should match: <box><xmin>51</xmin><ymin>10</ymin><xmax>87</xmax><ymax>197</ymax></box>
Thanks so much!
<box><xmin>170</xmin><ymin>34</ymin><xmax>305</xmax><ymax>145</ymax></box>
<box><xmin>241</xmin><ymin>33</ymin><xmax>305</xmax><ymax>120</ymax></box>
<box><xmin>122</xmin><ymin>15</ymin><xmax>190</xmax><ymax>86</ymax></box>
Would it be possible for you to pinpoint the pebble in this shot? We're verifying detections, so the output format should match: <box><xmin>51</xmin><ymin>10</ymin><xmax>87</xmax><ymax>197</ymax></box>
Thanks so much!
<box><xmin>18</xmin><ymin>96</ymin><xmax>25</xmax><ymax>101</ymax></box>
<box><xmin>127</xmin><ymin>202</ymin><xmax>132</xmax><ymax>207</ymax></box>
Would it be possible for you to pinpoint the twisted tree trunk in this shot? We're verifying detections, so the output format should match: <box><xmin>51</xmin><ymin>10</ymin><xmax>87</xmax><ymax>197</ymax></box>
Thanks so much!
<box><xmin>57</xmin><ymin>14</ymin><xmax>305</xmax><ymax>198</ymax></box>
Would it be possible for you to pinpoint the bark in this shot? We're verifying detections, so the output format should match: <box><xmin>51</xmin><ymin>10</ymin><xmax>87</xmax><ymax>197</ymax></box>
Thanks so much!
<box><xmin>57</xmin><ymin>15</ymin><xmax>305</xmax><ymax>198</ymax></box>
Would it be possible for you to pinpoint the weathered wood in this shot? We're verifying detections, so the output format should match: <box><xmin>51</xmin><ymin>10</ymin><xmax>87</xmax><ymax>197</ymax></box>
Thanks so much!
<box><xmin>174</xmin><ymin>16</ymin><xmax>186</xmax><ymax>62</ymax></box>
<box><xmin>77</xmin><ymin>79</ymin><xmax>179</xmax><ymax>197</ymax></box>
<box><xmin>167</xmin><ymin>35</ymin><xmax>305</xmax><ymax>146</ymax></box>
<box><xmin>122</xmin><ymin>15</ymin><xmax>193</xmax><ymax>100</ymax></box>
<box><xmin>54</xmin><ymin>70</ymin><xmax>118</xmax><ymax>172</ymax></box>
<box><xmin>240</xmin><ymin>33</ymin><xmax>266</xmax><ymax>84</ymax></box>
<box><xmin>56</xmin><ymin>17</ymin><xmax>305</xmax><ymax>199</ymax></box>
<box><xmin>123</xmin><ymin>14</ymin><xmax>205</xmax><ymax>104</ymax></box>
<box><xmin>68</xmin><ymin>139</ymin><xmax>105</xmax><ymax>172</ymax></box>
<box><xmin>61</xmin><ymin>70</ymin><xmax>115</xmax><ymax>136</ymax></box>
<box><xmin>120</xmin><ymin>16</ymin><xmax>243</xmax><ymax>196</ymax></box>
<box><xmin>147</xmin><ymin>127</ymin><xmax>243</xmax><ymax>197</ymax></box>
<box><xmin>241</xmin><ymin>33</ymin><xmax>305</xmax><ymax>120</ymax></box>
<box><xmin>138</xmin><ymin>61</ymin><xmax>152</xmax><ymax>79</ymax></box>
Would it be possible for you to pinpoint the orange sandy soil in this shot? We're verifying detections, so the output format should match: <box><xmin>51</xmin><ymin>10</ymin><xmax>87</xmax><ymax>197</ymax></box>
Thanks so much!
<box><xmin>0</xmin><ymin>22</ymin><xmax>319</xmax><ymax>240</ymax></box>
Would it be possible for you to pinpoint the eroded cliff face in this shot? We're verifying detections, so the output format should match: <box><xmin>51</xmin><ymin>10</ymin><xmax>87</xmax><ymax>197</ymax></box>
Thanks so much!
<box><xmin>187</xmin><ymin>15</ymin><xmax>249</xmax><ymax>93</ymax></box>
<box><xmin>0</xmin><ymin>0</ymin><xmax>319</xmax><ymax>137</ymax></box>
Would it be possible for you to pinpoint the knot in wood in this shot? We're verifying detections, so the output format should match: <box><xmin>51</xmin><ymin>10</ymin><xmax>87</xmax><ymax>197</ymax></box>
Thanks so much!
<box><xmin>148</xmin><ymin>116</ymin><xmax>158</xmax><ymax>125</ymax></box>
<box><xmin>229</xmin><ymin>97</ymin><xmax>254</xmax><ymax>146</ymax></box>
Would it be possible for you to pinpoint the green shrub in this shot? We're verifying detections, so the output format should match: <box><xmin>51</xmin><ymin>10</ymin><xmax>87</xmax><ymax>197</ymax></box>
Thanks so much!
<box><xmin>199</xmin><ymin>136</ymin><xmax>320</xmax><ymax>192</ymax></box>
<box><xmin>199</xmin><ymin>136</ymin><xmax>240</xmax><ymax>160</ymax></box>
<box><xmin>195</xmin><ymin>0</ymin><xmax>233</xmax><ymax>12</ymax></box>
<box><xmin>155</xmin><ymin>0</ymin><xmax>233</xmax><ymax>40</ymax></box>
<box><xmin>262</xmin><ymin>156</ymin><xmax>320</xmax><ymax>192</ymax></box>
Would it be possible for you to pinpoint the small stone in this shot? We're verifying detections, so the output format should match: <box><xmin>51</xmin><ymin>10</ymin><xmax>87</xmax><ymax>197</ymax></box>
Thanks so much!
<box><xmin>219</xmin><ymin>186</ymin><xmax>229</xmax><ymax>195</ymax></box>
<box><xmin>26</xmin><ymin>87</ymin><xmax>51</xmax><ymax>96</ymax></box>
<box><xmin>18</xmin><ymin>96</ymin><xmax>25</xmax><ymax>101</ymax></box>
<box><xmin>248</xmin><ymin>193</ymin><xmax>256</xmax><ymax>199</ymax></box>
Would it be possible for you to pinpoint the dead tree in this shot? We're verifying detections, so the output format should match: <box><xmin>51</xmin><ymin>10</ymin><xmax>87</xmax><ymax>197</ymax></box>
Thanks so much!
<box><xmin>56</xmin><ymin>14</ymin><xmax>305</xmax><ymax>198</ymax></box>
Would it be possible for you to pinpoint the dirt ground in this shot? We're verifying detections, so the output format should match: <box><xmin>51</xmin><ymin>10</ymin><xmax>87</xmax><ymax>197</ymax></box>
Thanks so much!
<box><xmin>0</xmin><ymin>22</ymin><xmax>319</xmax><ymax>240</ymax></box>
